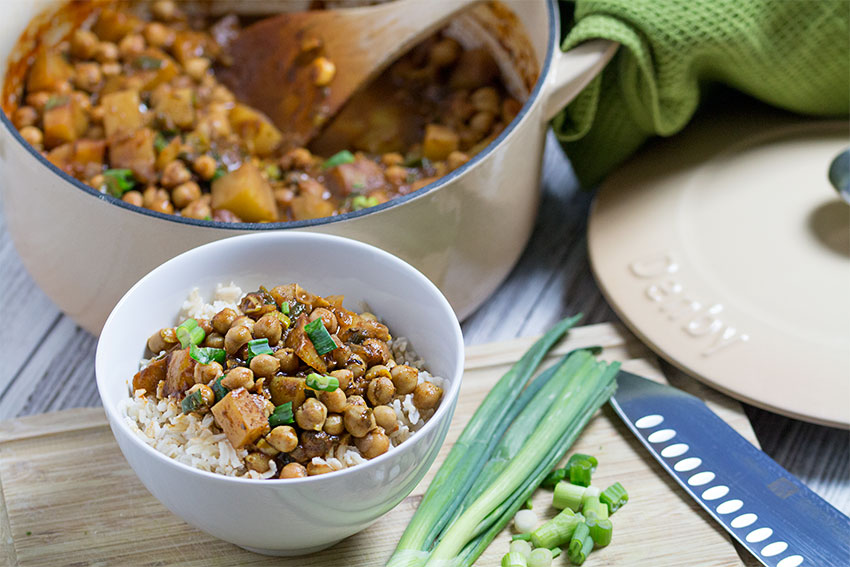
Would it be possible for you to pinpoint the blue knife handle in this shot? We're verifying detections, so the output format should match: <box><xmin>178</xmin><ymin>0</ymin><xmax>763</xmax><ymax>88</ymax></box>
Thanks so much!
<box><xmin>610</xmin><ymin>371</ymin><xmax>850</xmax><ymax>567</ymax></box>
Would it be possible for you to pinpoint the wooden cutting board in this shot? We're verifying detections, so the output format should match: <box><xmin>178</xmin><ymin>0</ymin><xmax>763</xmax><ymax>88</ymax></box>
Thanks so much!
<box><xmin>0</xmin><ymin>323</ymin><xmax>758</xmax><ymax>566</ymax></box>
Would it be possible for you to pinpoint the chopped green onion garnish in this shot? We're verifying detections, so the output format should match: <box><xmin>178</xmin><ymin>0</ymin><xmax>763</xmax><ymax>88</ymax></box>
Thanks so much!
<box><xmin>280</xmin><ymin>302</ymin><xmax>290</xmax><ymax>315</ymax></box>
<box><xmin>586</xmin><ymin>515</ymin><xmax>613</xmax><ymax>548</ymax></box>
<box><xmin>181</xmin><ymin>389</ymin><xmax>205</xmax><ymax>414</ymax></box>
<box><xmin>550</xmin><ymin>547</ymin><xmax>562</xmax><ymax>559</ymax></box>
<box><xmin>501</xmin><ymin>552</ymin><xmax>527</xmax><ymax>567</ymax></box>
<box><xmin>509</xmin><ymin>539</ymin><xmax>532</xmax><ymax>557</ymax></box>
<box><xmin>541</xmin><ymin>467</ymin><xmax>568</xmax><ymax>488</ymax></box>
<box><xmin>103</xmin><ymin>168</ymin><xmax>136</xmax><ymax>197</ymax></box>
<box><xmin>511</xmin><ymin>533</ymin><xmax>532</xmax><ymax>541</ymax></box>
<box><xmin>264</xmin><ymin>163</ymin><xmax>282</xmax><ymax>180</ymax></box>
<box><xmin>530</xmin><ymin>508</ymin><xmax>580</xmax><ymax>549</ymax></box>
<box><xmin>351</xmin><ymin>194</ymin><xmax>379</xmax><ymax>211</ymax></box>
<box><xmin>211</xmin><ymin>375</ymin><xmax>228</xmax><ymax>403</ymax></box>
<box><xmin>569</xmin><ymin>458</ymin><xmax>594</xmax><ymax>487</ymax></box>
<box><xmin>600</xmin><ymin>482</ymin><xmax>628</xmax><ymax>515</ymax></box>
<box><xmin>567</xmin><ymin>453</ymin><xmax>598</xmax><ymax>469</ymax></box>
<box><xmin>568</xmin><ymin>522</ymin><xmax>593</xmax><ymax>565</ymax></box>
<box><xmin>44</xmin><ymin>95</ymin><xmax>69</xmax><ymax>110</ymax></box>
<box><xmin>304</xmin><ymin>318</ymin><xmax>338</xmax><ymax>355</ymax></box>
<box><xmin>553</xmin><ymin>481</ymin><xmax>586</xmax><ymax>511</ymax></box>
<box><xmin>246</xmin><ymin>338</ymin><xmax>273</xmax><ymax>362</ymax></box>
<box><xmin>189</xmin><ymin>344</ymin><xmax>225</xmax><ymax>365</ymax></box>
<box><xmin>211</xmin><ymin>167</ymin><xmax>227</xmax><ymax>180</ymax></box>
<box><xmin>581</xmin><ymin>496</ymin><xmax>608</xmax><ymax>520</ymax></box>
<box><xmin>322</xmin><ymin>149</ymin><xmax>355</xmax><ymax>169</ymax></box>
<box><xmin>176</xmin><ymin>318</ymin><xmax>205</xmax><ymax>349</ymax></box>
<box><xmin>154</xmin><ymin>132</ymin><xmax>171</xmax><ymax>152</ymax></box>
<box><xmin>528</xmin><ymin>548</ymin><xmax>554</xmax><ymax>567</ymax></box>
<box><xmin>269</xmin><ymin>402</ymin><xmax>294</xmax><ymax>428</ymax></box>
<box><xmin>525</xmin><ymin>497</ymin><xmax>533</xmax><ymax>510</ymax></box>
<box><xmin>305</xmin><ymin>372</ymin><xmax>339</xmax><ymax>392</ymax></box>
<box><xmin>134</xmin><ymin>55</ymin><xmax>163</xmax><ymax>70</ymax></box>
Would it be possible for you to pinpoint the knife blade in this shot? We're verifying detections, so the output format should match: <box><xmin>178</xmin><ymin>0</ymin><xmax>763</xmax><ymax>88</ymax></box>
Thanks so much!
<box><xmin>609</xmin><ymin>370</ymin><xmax>850</xmax><ymax>567</ymax></box>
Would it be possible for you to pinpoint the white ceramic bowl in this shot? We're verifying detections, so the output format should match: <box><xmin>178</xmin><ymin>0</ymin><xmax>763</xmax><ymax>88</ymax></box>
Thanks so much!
<box><xmin>95</xmin><ymin>232</ymin><xmax>464</xmax><ymax>555</ymax></box>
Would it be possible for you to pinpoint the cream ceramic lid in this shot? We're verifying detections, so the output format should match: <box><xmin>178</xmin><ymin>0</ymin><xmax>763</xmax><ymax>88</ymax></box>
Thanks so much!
<box><xmin>588</xmin><ymin>104</ymin><xmax>850</xmax><ymax>428</ymax></box>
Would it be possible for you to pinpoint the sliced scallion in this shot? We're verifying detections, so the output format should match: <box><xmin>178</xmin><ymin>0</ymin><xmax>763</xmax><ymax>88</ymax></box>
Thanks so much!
<box><xmin>541</xmin><ymin>467</ymin><xmax>568</xmax><ymax>488</ymax></box>
<box><xmin>189</xmin><ymin>344</ymin><xmax>225</xmax><ymax>365</ymax></box>
<box><xmin>322</xmin><ymin>149</ymin><xmax>355</xmax><ymax>169</ymax></box>
<box><xmin>306</xmin><ymin>372</ymin><xmax>339</xmax><ymax>392</ymax></box>
<box><xmin>351</xmin><ymin>194</ymin><xmax>380</xmax><ymax>211</ymax></box>
<box><xmin>511</xmin><ymin>533</ymin><xmax>532</xmax><ymax>541</ymax></box>
<box><xmin>134</xmin><ymin>55</ymin><xmax>163</xmax><ymax>70</ymax></box>
<box><xmin>528</xmin><ymin>548</ymin><xmax>554</xmax><ymax>567</ymax></box>
<box><xmin>530</xmin><ymin>508</ymin><xmax>580</xmax><ymax>549</ymax></box>
<box><xmin>501</xmin><ymin>552</ymin><xmax>527</xmax><ymax>567</ymax></box>
<box><xmin>586</xmin><ymin>515</ymin><xmax>613</xmax><ymax>548</ymax></box>
<box><xmin>600</xmin><ymin>482</ymin><xmax>628</xmax><ymax>515</ymax></box>
<box><xmin>304</xmin><ymin>318</ymin><xmax>338</xmax><ymax>355</ymax></box>
<box><xmin>181</xmin><ymin>389</ymin><xmax>205</xmax><ymax>414</ymax></box>
<box><xmin>269</xmin><ymin>402</ymin><xmax>294</xmax><ymax>428</ymax></box>
<box><xmin>581</xmin><ymin>497</ymin><xmax>608</xmax><ymax>521</ymax></box>
<box><xmin>246</xmin><ymin>338</ymin><xmax>273</xmax><ymax>362</ymax></box>
<box><xmin>553</xmin><ymin>481</ymin><xmax>586</xmax><ymax>511</ymax></box>
<box><xmin>176</xmin><ymin>318</ymin><xmax>205</xmax><ymax>349</ymax></box>
<box><xmin>550</xmin><ymin>547</ymin><xmax>562</xmax><ymax>559</ymax></box>
<box><xmin>568</xmin><ymin>522</ymin><xmax>593</xmax><ymax>565</ymax></box>
<box><xmin>280</xmin><ymin>302</ymin><xmax>290</xmax><ymax>315</ymax></box>
<box><xmin>103</xmin><ymin>168</ymin><xmax>136</xmax><ymax>197</ymax></box>
<box><xmin>569</xmin><ymin>459</ymin><xmax>594</xmax><ymax>487</ymax></box>
<box><xmin>211</xmin><ymin>375</ymin><xmax>228</xmax><ymax>403</ymax></box>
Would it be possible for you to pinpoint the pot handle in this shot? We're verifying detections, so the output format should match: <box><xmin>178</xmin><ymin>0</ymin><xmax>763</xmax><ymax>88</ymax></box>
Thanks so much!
<box><xmin>542</xmin><ymin>39</ymin><xmax>619</xmax><ymax>122</ymax></box>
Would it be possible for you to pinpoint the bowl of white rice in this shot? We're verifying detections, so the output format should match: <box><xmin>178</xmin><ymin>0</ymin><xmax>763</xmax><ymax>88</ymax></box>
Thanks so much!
<box><xmin>96</xmin><ymin>232</ymin><xmax>464</xmax><ymax>556</ymax></box>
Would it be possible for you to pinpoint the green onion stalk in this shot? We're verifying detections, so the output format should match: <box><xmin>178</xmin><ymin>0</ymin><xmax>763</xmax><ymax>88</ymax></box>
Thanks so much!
<box><xmin>386</xmin><ymin>315</ymin><xmax>582</xmax><ymax>567</ymax></box>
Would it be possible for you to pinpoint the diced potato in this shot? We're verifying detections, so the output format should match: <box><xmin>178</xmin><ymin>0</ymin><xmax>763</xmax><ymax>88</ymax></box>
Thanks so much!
<box><xmin>325</xmin><ymin>158</ymin><xmax>385</xmax><ymax>196</ymax></box>
<box><xmin>133</xmin><ymin>357</ymin><xmax>167</xmax><ymax>394</ymax></box>
<box><xmin>171</xmin><ymin>30</ymin><xmax>216</xmax><ymax>66</ymax></box>
<box><xmin>211</xmin><ymin>388</ymin><xmax>270</xmax><ymax>449</ymax></box>
<box><xmin>285</xmin><ymin>315</ymin><xmax>327</xmax><ymax>373</ymax></box>
<box><xmin>26</xmin><ymin>49</ymin><xmax>73</xmax><ymax>92</ymax></box>
<box><xmin>210</xmin><ymin>162</ymin><xmax>278</xmax><ymax>222</ymax></box>
<box><xmin>290</xmin><ymin>193</ymin><xmax>335</xmax><ymax>221</ymax></box>
<box><xmin>102</xmin><ymin>90</ymin><xmax>143</xmax><ymax>138</ymax></box>
<box><xmin>133</xmin><ymin>48</ymin><xmax>180</xmax><ymax>91</ymax></box>
<box><xmin>422</xmin><ymin>124</ymin><xmax>459</xmax><ymax>161</ymax></box>
<box><xmin>92</xmin><ymin>8</ymin><xmax>143</xmax><ymax>42</ymax></box>
<box><xmin>43</xmin><ymin>98</ymin><xmax>89</xmax><ymax>149</ymax></box>
<box><xmin>269</xmin><ymin>376</ymin><xmax>307</xmax><ymax>409</ymax></box>
<box><xmin>163</xmin><ymin>348</ymin><xmax>196</xmax><ymax>396</ymax></box>
<box><xmin>229</xmin><ymin>103</ymin><xmax>283</xmax><ymax>156</ymax></box>
<box><xmin>153</xmin><ymin>87</ymin><xmax>195</xmax><ymax>130</ymax></box>
<box><xmin>155</xmin><ymin>136</ymin><xmax>181</xmax><ymax>171</ymax></box>
<box><xmin>109</xmin><ymin>128</ymin><xmax>156</xmax><ymax>183</ymax></box>
<box><xmin>47</xmin><ymin>138</ymin><xmax>106</xmax><ymax>175</ymax></box>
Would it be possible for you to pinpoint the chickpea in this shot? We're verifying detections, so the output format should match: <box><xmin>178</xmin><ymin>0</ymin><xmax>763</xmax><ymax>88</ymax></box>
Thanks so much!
<box><xmin>224</xmin><ymin>325</ymin><xmax>252</xmax><ymax>354</ymax></box>
<box><xmin>142</xmin><ymin>186</ymin><xmax>168</xmax><ymax>209</ymax></box>
<box><xmin>384</xmin><ymin>165</ymin><xmax>408</xmax><ymax>186</ymax></box>
<box><xmin>391</xmin><ymin>364</ymin><xmax>419</xmax><ymax>395</ymax></box>
<box><xmin>323</xmin><ymin>413</ymin><xmax>344</xmax><ymax>435</ymax></box>
<box><xmin>221</xmin><ymin>367</ymin><xmax>254</xmax><ymax>390</ymax></box>
<box><xmin>471</xmin><ymin>87</ymin><xmax>501</xmax><ymax>114</ymax></box>
<box><xmin>250</xmin><ymin>353</ymin><xmax>280</xmax><ymax>378</ymax></box>
<box><xmin>346</xmin><ymin>395</ymin><xmax>367</xmax><ymax>410</ymax></box>
<box><xmin>122</xmin><ymin>190</ymin><xmax>144</xmax><ymax>207</ymax></box>
<box><xmin>469</xmin><ymin>111</ymin><xmax>495</xmax><ymax>134</ymax></box>
<box><xmin>245</xmin><ymin>452</ymin><xmax>271</xmax><ymax>473</ymax></box>
<box><xmin>355</xmin><ymin>426</ymin><xmax>390</xmax><ymax>459</ymax></box>
<box><xmin>152</xmin><ymin>0</ymin><xmax>179</xmax><ymax>20</ymax></box>
<box><xmin>329</xmin><ymin>369</ymin><xmax>352</xmax><ymax>391</ymax></box>
<box><xmin>186</xmin><ymin>383</ymin><xmax>215</xmax><ymax>406</ymax></box>
<box><xmin>346</xmin><ymin>354</ymin><xmax>367</xmax><ymax>380</ymax></box>
<box><xmin>147</xmin><ymin>328</ymin><xmax>173</xmax><ymax>353</ymax></box>
<box><xmin>181</xmin><ymin>199</ymin><xmax>212</xmax><ymax>220</ymax></box>
<box><xmin>318</xmin><ymin>388</ymin><xmax>347</xmax><ymax>413</ymax></box>
<box><xmin>381</xmin><ymin>152</ymin><xmax>404</xmax><ymax>166</ymax></box>
<box><xmin>143</xmin><ymin>22</ymin><xmax>174</xmax><ymax>47</ymax></box>
<box><xmin>210</xmin><ymin>84</ymin><xmax>235</xmax><ymax>104</ymax></box>
<box><xmin>212</xmin><ymin>308</ymin><xmax>238</xmax><ymax>335</ymax></box>
<box><xmin>362</xmin><ymin>339</ymin><xmax>391</xmax><ymax>366</ymax></box>
<box><xmin>279</xmin><ymin>462</ymin><xmax>307</xmax><ymax>479</ymax></box>
<box><xmin>447</xmin><ymin>151</ymin><xmax>470</xmax><ymax>171</ymax></box>
<box><xmin>429</xmin><ymin>37</ymin><xmax>461</xmax><ymax>68</ymax></box>
<box><xmin>161</xmin><ymin>160</ymin><xmax>192</xmax><ymax>188</ymax></box>
<box><xmin>101</xmin><ymin>62</ymin><xmax>122</xmax><ymax>76</ymax></box>
<box><xmin>194</xmin><ymin>361</ymin><xmax>223</xmax><ymax>385</ymax></box>
<box><xmin>413</xmin><ymin>382</ymin><xmax>442</xmax><ymax>410</ymax></box>
<box><xmin>71</xmin><ymin>29</ymin><xmax>98</xmax><ymax>59</ymax></box>
<box><xmin>365</xmin><ymin>364</ymin><xmax>391</xmax><ymax>381</ymax></box>
<box><xmin>148</xmin><ymin>198</ymin><xmax>174</xmax><ymax>215</ymax></box>
<box><xmin>367</xmin><ymin>377</ymin><xmax>395</xmax><ymax>406</ymax></box>
<box><xmin>12</xmin><ymin>106</ymin><xmax>38</xmax><ymax>129</ymax></box>
<box><xmin>266</xmin><ymin>425</ymin><xmax>298</xmax><ymax>453</ymax></box>
<box><xmin>20</xmin><ymin>126</ymin><xmax>43</xmax><ymax>148</ymax></box>
<box><xmin>307</xmin><ymin>461</ymin><xmax>334</xmax><ymax>476</ymax></box>
<box><xmin>373</xmin><ymin>405</ymin><xmax>398</xmax><ymax>431</ymax></box>
<box><xmin>94</xmin><ymin>41</ymin><xmax>119</xmax><ymax>63</ymax></box>
<box><xmin>295</xmin><ymin>398</ymin><xmax>327</xmax><ymax>431</ymax></box>
<box><xmin>344</xmin><ymin>405</ymin><xmax>375</xmax><ymax>438</ymax></box>
<box><xmin>170</xmin><ymin>181</ymin><xmax>201</xmax><ymax>209</ymax></box>
<box><xmin>118</xmin><ymin>34</ymin><xmax>145</xmax><ymax>58</ymax></box>
<box><xmin>281</xmin><ymin>147</ymin><xmax>313</xmax><ymax>170</ymax></box>
<box><xmin>253</xmin><ymin>312</ymin><xmax>283</xmax><ymax>345</ymax></box>
<box><xmin>202</xmin><ymin>331</ymin><xmax>225</xmax><ymax>349</ymax></box>
<box><xmin>274</xmin><ymin>347</ymin><xmax>301</xmax><ymax>373</ymax></box>
<box><xmin>192</xmin><ymin>154</ymin><xmax>217</xmax><ymax>180</ymax></box>
<box><xmin>232</xmin><ymin>316</ymin><xmax>255</xmax><ymax>333</ymax></box>
<box><xmin>312</xmin><ymin>56</ymin><xmax>336</xmax><ymax>86</ymax></box>
<box><xmin>254</xmin><ymin>438</ymin><xmax>279</xmax><ymax>456</ymax></box>
<box><xmin>185</xmin><ymin>57</ymin><xmax>210</xmax><ymax>80</ymax></box>
<box><xmin>308</xmin><ymin>307</ymin><xmax>338</xmax><ymax>334</ymax></box>
<box><xmin>195</xmin><ymin>318</ymin><xmax>212</xmax><ymax>335</ymax></box>
<box><xmin>25</xmin><ymin>91</ymin><xmax>50</xmax><ymax>111</ymax></box>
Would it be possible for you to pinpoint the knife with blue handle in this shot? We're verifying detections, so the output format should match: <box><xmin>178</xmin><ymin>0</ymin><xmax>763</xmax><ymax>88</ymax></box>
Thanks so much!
<box><xmin>609</xmin><ymin>370</ymin><xmax>850</xmax><ymax>567</ymax></box>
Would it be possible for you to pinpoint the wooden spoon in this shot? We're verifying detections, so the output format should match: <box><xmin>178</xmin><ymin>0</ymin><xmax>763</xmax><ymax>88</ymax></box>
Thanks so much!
<box><xmin>215</xmin><ymin>0</ymin><xmax>480</xmax><ymax>149</ymax></box>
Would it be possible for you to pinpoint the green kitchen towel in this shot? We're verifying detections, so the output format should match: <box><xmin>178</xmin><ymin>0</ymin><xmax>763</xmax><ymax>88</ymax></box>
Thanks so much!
<box><xmin>553</xmin><ymin>0</ymin><xmax>850</xmax><ymax>187</ymax></box>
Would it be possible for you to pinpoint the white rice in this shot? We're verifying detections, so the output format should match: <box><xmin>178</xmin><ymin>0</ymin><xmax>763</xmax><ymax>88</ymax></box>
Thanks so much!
<box><xmin>120</xmin><ymin>284</ymin><xmax>446</xmax><ymax>479</ymax></box>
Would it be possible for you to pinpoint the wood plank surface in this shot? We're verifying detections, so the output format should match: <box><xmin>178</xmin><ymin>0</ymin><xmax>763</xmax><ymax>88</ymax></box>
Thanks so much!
<box><xmin>0</xmin><ymin>130</ymin><xmax>846</xmax><ymax>547</ymax></box>
<box><xmin>0</xmin><ymin>325</ymin><xmax>754</xmax><ymax>566</ymax></box>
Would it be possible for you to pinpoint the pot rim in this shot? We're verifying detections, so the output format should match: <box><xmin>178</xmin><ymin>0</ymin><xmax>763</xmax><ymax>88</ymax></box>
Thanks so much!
<box><xmin>0</xmin><ymin>0</ymin><xmax>559</xmax><ymax>231</ymax></box>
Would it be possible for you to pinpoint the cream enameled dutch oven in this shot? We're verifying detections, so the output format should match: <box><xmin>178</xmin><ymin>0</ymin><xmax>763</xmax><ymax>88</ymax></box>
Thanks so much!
<box><xmin>0</xmin><ymin>0</ymin><xmax>616</xmax><ymax>334</ymax></box>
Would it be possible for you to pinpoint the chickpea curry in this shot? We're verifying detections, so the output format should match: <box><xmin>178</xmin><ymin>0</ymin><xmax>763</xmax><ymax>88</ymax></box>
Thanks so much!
<box><xmin>133</xmin><ymin>283</ymin><xmax>443</xmax><ymax>479</ymax></box>
<box><xmin>5</xmin><ymin>1</ymin><xmax>522</xmax><ymax>223</ymax></box>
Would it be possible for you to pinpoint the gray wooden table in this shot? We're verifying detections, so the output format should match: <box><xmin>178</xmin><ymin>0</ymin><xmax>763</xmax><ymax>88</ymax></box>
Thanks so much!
<box><xmin>1</xmin><ymin>133</ymin><xmax>847</xmax><ymax>521</ymax></box>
